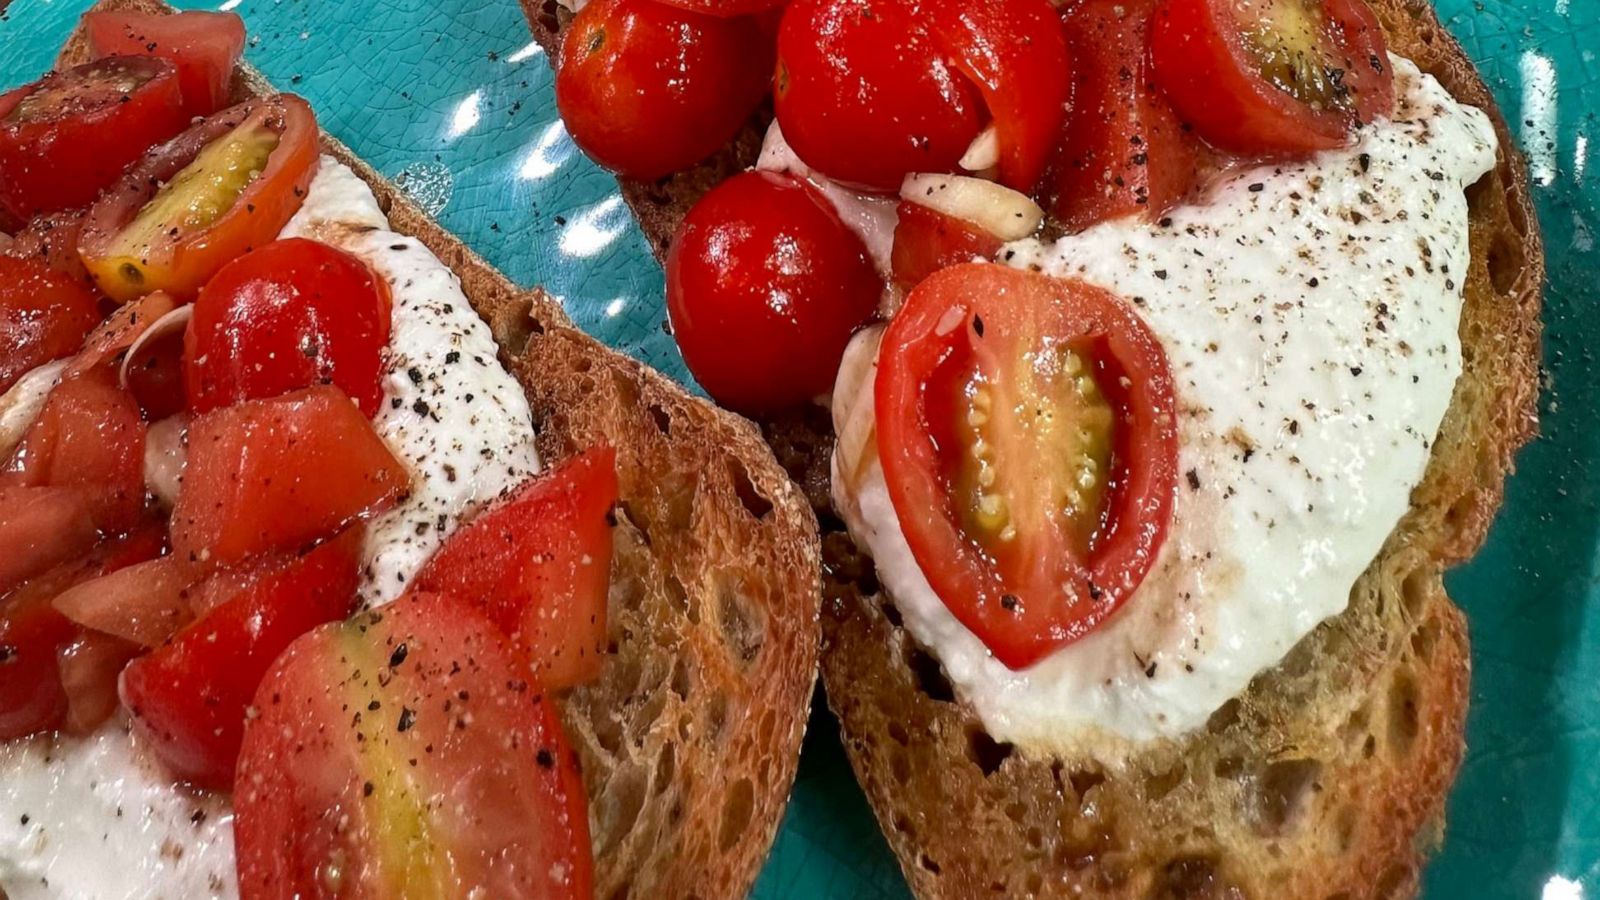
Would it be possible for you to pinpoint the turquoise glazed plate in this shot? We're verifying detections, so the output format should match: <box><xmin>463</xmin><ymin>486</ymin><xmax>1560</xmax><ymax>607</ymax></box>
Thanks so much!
<box><xmin>1</xmin><ymin>0</ymin><xmax>1594</xmax><ymax>895</ymax></box>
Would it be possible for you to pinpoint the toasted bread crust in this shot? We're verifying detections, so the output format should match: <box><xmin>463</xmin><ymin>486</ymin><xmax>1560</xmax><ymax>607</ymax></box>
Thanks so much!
<box><xmin>57</xmin><ymin>8</ymin><xmax>824</xmax><ymax>898</ymax></box>
<box><xmin>525</xmin><ymin>0</ymin><xmax>1545</xmax><ymax>895</ymax></box>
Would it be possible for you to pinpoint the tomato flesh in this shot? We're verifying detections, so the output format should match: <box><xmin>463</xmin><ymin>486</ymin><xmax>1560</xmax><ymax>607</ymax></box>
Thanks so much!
<box><xmin>121</xmin><ymin>529</ymin><xmax>361</xmax><ymax>790</ymax></box>
<box><xmin>85</xmin><ymin>10</ymin><xmax>246</xmax><ymax>120</ymax></box>
<box><xmin>875</xmin><ymin>263</ymin><xmax>1178</xmax><ymax>668</ymax></box>
<box><xmin>557</xmin><ymin>0</ymin><xmax>773</xmax><ymax>181</ymax></box>
<box><xmin>0</xmin><ymin>255</ymin><xmax>101</xmax><ymax>394</ymax></box>
<box><xmin>171</xmin><ymin>385</ymin><xmax>409</xmax><ymax>566</ymax></box>
<box><xmin>413</xmin><ymin>447</ymin><xmax>617</xmax><ymax>689</ymax></box>
<box><xmin>0</xmin><ymin>56</ymin><xmax>189</xmax><ymax>224</ymax></box>
<box><xmin>80</xmin><ymin>95</ymin><xmax>320</xmax><ymax>303</ymax></box>
<box><xmin>184</xmin><ymin>238</ymin><xmax>392</xmax><ymax>417</ymax></box>
<box><xmin>0</xmin><ymin>487</ymin><xmax>99</xmax><ymax>597</ymax></box>
<box><xmin>5</xmin><ymin>209</ymin><xmax>93</xmax><ymax>286</ymax></box>
<box><xmin>890</xmin><ymin>201</ymin><xmax>1003</xmax><ymax>290</ymax></box>
<box><xmin>1150</xmin><ymin>0</ymin><xmax>1393</xmax><ymax>154</ymax></box>
<box><xmin>1052</xmin><ymin>0</ymin><xmax>1207</xmax><ymax>231</ymax></box>
<box><xmin>667</xmin><ymin>171</ymin><xmax>880</xmax><ymax>414</ymax></box>
<box><xmin>235</xmin><ymin>591</ymin><xmax>593</xmax><ymax>898</ymax></box>
<box><xmin>52</xmin><ymin>556</ymin><xmax>197</xmax><ymax>648</ymax></box>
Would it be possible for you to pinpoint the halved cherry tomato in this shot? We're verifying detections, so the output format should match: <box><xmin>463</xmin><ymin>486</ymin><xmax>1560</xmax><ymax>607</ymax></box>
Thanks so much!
<box><xmin>0</xmin><ymin>520</ymin><xmax>165</xmax><ymax>740</ymax></box>
<box><xmin>0</xmin><ymin>255</ymin><xmax>100</xmax><ymax>394</ymax></box>
<box><xmin>170</xmin><ymin>385</ymin><xmax>409</xmax><ymax>566</ymax></box>
<box><xmin>185</xmin><ymin>238</ymin><xmax>392</xmax><ymax>417</ymax></box>
<box><xmin>412</xmin><ymin>447</ymin><xmax>617</xmax><ymax>689</ymax></box>
<box><xmin>890</xmin><ymin>200</ymin><xmax>1003</xmax><ymax>290</ymax></box>
<box><xmin>556</xmin><ymin>0</ymin><xmax>772</xmax><ymax>181</ymax></box>
<box><xmin>875</xmin><ymin>263</ymin><xmax>1178</xmax><ymax>668</ymax></box>
<box><xmin>85</xmin><ymin>9</ymin><xmax>246</xmax><ymax>120</ymax></box>
<box><xmin>0</xmin><ymin>57</ymin><xmax>189</xmax><ymax>224</ymax></box>
<box><xmin>235</xmin><ymin>591</ymin><xmax>592</xmax><ymax>898</ymax></box>
<box><xmin>667</xmin><ymin>171</ymin><xmax>879</xmax><ymax>414</ymax></box>
<box><xmin>4</xmin><ymin>368</ymin><xmax>147</xmax><ymax>534</ymax></box>
<box><xmin>121</xmin><ymin>529</ymin><xmax>361</xmax><ymax>790</ymax></box>
<box><xmin>5</xmin><ymin>209</ymin><xmax>93</xmax><ymax>285</ymax></box>
<box><xmin>1150</xmin><ymin>0</ymin><xmax>1393</xmax><ymax>155</ymax></box>
<box><xmin>79</xmin><ymin>95</ymin><xmax>320</xmax><ymax>303</ymax></box>
<box><xmin>775</xmin><ymin>0</ymin><xmax>986</xmax><ymax>192</ymax></box>
<box><xmin>1052</xmin><ymin>0</ymin><xmax>1207</xmax><ymax>231</ymax></box>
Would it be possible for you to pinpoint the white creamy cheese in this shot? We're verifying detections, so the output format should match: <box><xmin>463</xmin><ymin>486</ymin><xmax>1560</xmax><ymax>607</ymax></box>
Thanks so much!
<box><xmin>833</xmin><ymin>57</ymin><xmax>1498</xmax><ymax>752</ymax></box>
<box><xmin>0</xmin><ymin>157</ymin><xmax>542</xmax><ymax>898</ymax></box>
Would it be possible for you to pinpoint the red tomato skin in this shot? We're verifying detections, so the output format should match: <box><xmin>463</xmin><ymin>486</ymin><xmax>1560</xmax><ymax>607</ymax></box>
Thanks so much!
<box><xmin>0</xmin><ymin>57</ymin><xmax>189</xmax><ymax>223</ymax></box>
<box><xmin>1052</xmin><ymin>0</ymin><xmax>1205</xmax><ymax>231</ymax></box>
<box><xmin>890</xmin><ymin>201</ymin><xmax>1004</xmax><ymax>290</ymax></box>
<box><xmin>0</xmin><ymin>256</ymin><xmax>101</xmax><ymax>395</ymax></box>
<box><xmin>875</xmin><ymin>263</ymin><xmax>1179</xmax><ymax>668</ymax></box>
<box><xmin>123</xmin><ymin>323</ymin><xmax>188</xmax><ymax>421</ymax></box>
<box><xmin>235</xmin><ymin>592</ymin><xmax>593</xmax><ymax>899</ymax></box>
<box><xmin>412</xmin><ymin>447</ymin><xmax>617</xmax><ymax>689</ymax></box>
<box><xmin>0</xmin><ymin>486</ymin><xmax>99</xmax><ymax>597</ymax></box>
<box><xmin>58</xmin><ymin>631</ymin><xmax>141</xmax><ymax>735</ymax></box>
<box><xmin>775</xmin><ymin>0</ymin><xmax>986</xmax><ymax>192</ymax></box>
<box><xmin>185</xmin><ymin>238</ymin><xmax>391</xmax><ymax>417</ymax></box>
<box><xmin>556</xmin><ymin>0</ymin><xmax>772</xmax><ymax>181</ymax></box>
<box><xmin>171</xmin><ymin>385</ymin><xmax>409</xmax><ymax>566</ymax></box>
<box><xmin>85</xmin><ymin>10</ymin><xmax>246</xmax><ymax>119</ymax></box>
<box><xmin>120</xmin><ymin>530</ymin><xmax>360</xmax><ymax>791</ymax></box>
<box><xmin>667</xmin><ymin>171</ymin><xmax>880</xmax><ymax>414</ymax></box>
<box><xmin>650</xmin><ymin>0</ymin><xmax>786</xmax><ymax>15</ymax></box>
<box><xmin>1149</xmin><ymin>0</ymin><xmax>1393</xmax><ymax>155</ymax></box>
<box><xmin>5</xmin><ymin>208</ymin><xmax>94</xmax><ymax>286</ymax></box>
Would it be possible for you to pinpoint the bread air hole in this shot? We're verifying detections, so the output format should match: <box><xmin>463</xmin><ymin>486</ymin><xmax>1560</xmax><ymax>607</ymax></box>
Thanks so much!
<box><xmin>715</xmin><ymin>580</ymin><xmax>765</xmax><ymax>666</ymax></box>
<box><xmin>718</xmin><ymin>777</ymin><xmax>755</xmax><ymax>852</ymax></box>
<box><xmin>728</xmin><ymin>460</ymin><xmax>774</xmax><ymax>520</ymax></box>
<box><xmin>1247</xmin><ymin>758</ymin><xmax>1323</xmax><ymax>835</ymax></box>
<box><xmin>907</xmin><ymin>646</ymin><xmax>955</xmax><ymax>703</ymax></box>
<box><xmin>966</xmin><ymin>727</ymin><xmax>1014</xmax><ymax>777</ymax></box>
<box><xmin>596</xmin><ymin>763</ymin><xmax>648</xmax><ymax>855</ymax></box>
<box><xmin>1387</xmin><ymin>670</ymin><xmax>1421</xmax><ymax>753</ymax></box>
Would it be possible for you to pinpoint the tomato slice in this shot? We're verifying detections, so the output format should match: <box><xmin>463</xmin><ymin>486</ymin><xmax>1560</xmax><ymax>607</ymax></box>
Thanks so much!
<box><xmin>412</xmin><ymin>447</ymin><xmax>617</xmax><ymax>689</ymax></box>
<box><xmin>52</xmin><ymin>556</ymin><xmax>197</xmax><ymax>648</ymax></box>
<box><xmin>5</xmin><ymin>208</ymin><xmax>94</xmax><ymax>286</ymax></box>
<box><xmin>235</xmin><ymin>591</ymin><xmax>593</xmax><ymax>898</ymax></box>
<box><xmin>0</xmin><ymin>56</ymin><xmax>189</xmax><ymax>224</ymax></box>
<box><xmin>171</xmin><ymin>384</ymin><xmax>409</xmax><ymax>566</ymax></box>
<box><xmin>120</xmin><ymin>529</ymin><xmax>361</xmax><ymax>790</ymax></box>
<box><xmin>875</xmin><ymin>263</ymin><xmax>1178</xmax><ymax>668</ymax></box>
<box><xmin>79</xmin><ymin>95</ymin><xmax>320</xmax><ymax>303</ymax></box>
<box><xmin>185</xmin><ymin>238</ymin><xmax>392</xmax><ymax>417</ymax></box>
<box><xmin>890</xmin><ymin>200</ymin><xmax>1003</xmax><ymax>290</ymax></box>
<box><xmin>1051</xmin><ymin>0</ymin><xmax>1207</xmax><ymax>231</ymax></box>
<box><xmin>85</xmin><ymin>9</ymin><xmax>246</xmax><ymax>120</ymax></box>
<box><xmin>919</xmin><ymin>0</ymin><xmax>1072</xmax><ymax>193</ymax></box>
<box><xmin>0</xmin><ymin>255</ymin><xmax>101</xmax><ymax>394</ymax></box>
<box><xmin>1149</xmin><ymin>0</ymin><xmax>1393</xmax><ymax>155</ymax></box>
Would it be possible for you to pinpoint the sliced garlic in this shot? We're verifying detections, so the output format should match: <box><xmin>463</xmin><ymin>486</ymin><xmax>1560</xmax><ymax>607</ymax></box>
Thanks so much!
<box><xmin>118</xmin><ymin>304</ymin><xmax>192</xmax><ymax>393</ymax></box>
<box><xmin>144</xmin><ymin>415</ymin><xmax>188</xmax><ymax>510</ymax></box>
<box><xmin>958</xmin><ymin>125</ymin><xmax>1000</xmax><ymax>173</ymax></box>
<box><xmin>900</xmin><ymin>173</ymin><xmax>1044</xmax><ymax>241</ymax></box>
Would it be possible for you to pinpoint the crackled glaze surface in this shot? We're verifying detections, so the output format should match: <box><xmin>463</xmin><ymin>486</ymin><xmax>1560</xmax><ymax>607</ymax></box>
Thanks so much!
<box><xmin>0</xmin><ymin>0</ymin><xmax>1595</xmax><ymax>896</ymax></box>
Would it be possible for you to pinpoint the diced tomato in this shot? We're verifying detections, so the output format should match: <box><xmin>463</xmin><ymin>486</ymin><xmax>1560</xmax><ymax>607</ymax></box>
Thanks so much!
<box><xmin>85</xmin><ymin>10</ymin><xmax>246</xmax><ymax>120</ymax></box>
<box><xmin>1052</xmin><ymin>0</ymin><xmax>1206</xmax><ymax>231</ymax></box>
<box><xmin>875</xmin><ymin>263</ymin><xmax>1178</xmax><ymax>668</ymax></box>
<box><xmin>5</xmin><ymin>208</ymin><xmax>93</xmax><ymax>285</ymax></box>
<box><xmin>170</xmin><ymin>385</ymin><xmax>409</xmax><ymax>566</ymax></box>
<box><xmin>890</xmin><ymin>200</ymin><xmax>1003</xmax><ymax>290</ymax></box>
<box><xmin>122</xmin><ymin>317</ymin><xmax>188</xmax><ymax>421</ymax></box>
<box><xmin>235</xmin><ymin>591</ymin><xmax>592</xmax><ymax>898</ymax></box>
<box><xmin>79</xmin><ymin>96</ymin><xmax>320</xmax><ymax>303</ymax></box>
<box><xmin>0</xmin><ymin>486</ymin><xmax>99</xmax><ymax>597</ymax></box>
<box><xmin>120</xmin><ymin>529</ymin><xmax>361</xmax><ymax>790</ymax></box>
<box><xmin>58</xmin><ymin>631</ymin><xmax>141</xmax><ymax>735</ymax></box>
<box><xmin>185</xmin><ymin>238</ymin><xmax>392</xmax><ymax>417</ymax></box>
<box><xmin>53</xmin><ymin>556</ymin><xmax>198</xmax><ymax>648</ymax></box>
<box><xmin>0</xmin><ymin>255</ymin><xmax>101</xmax><ymax>394</ymax></box>
<box><xmin>412</xmin><ymin>447</ymin><xmax>617</xmax><ymax>689</ymax></box>
<box><xmin>0</xmin><ymin>56</ymin><xmax>189</xmax><ymax>223</ymax></box>
<box><xmin>64</xmin><ymin>290</ymin><xmax>179</xmax><ymax>379</ymax></box>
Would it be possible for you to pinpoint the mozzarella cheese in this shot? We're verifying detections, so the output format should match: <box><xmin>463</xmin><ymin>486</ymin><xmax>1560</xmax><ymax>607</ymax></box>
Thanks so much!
<box><xmin>832</xmin><ymin>57</ymin><xmax>1498</xmax><ymax>754</ymax></box>
<box><xmin>0</xmin><ymin>157</ymin><xmax>542</xmax><ymax>898</ymax></box>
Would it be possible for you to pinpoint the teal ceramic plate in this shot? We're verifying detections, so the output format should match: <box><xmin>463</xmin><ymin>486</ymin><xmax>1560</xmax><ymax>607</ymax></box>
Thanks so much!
<box><xmin>1</xmin><ymin>0</ymin><xmax>1594</xmax><ymax>895</ymax></box>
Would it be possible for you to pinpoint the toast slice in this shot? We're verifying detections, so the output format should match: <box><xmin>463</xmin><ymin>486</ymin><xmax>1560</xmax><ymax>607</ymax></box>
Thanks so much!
<box><xmin>52</xmin><ymin>6</ymin><xmax>823</xmax><ymax>897</ymax></box>
<box><xmin>521</xmin><ymin>0</ymin><xmax>1545</xmax><ymax>895</ymax></box>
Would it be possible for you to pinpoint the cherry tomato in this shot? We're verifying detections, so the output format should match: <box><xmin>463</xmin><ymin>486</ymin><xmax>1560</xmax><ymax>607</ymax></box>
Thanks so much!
<box><xmin>667</xmin><ymin>172</ymin><xmax>879</xmax><ymax>414</ymax></box>
<box><xmin>890</xmin><ymin>200</ymin><xmax>1003</xmax><ymax>290</ymax></box>
<box><xmin>1150</xmin><ymin>0</ymin><xmax>1393</xmax><ymax>155</ymax></box>
<box><xmin>58</xmin><ymin>631</ymin><xmax>141</xmax><ymax>735</ymax></box>
<box><xmin>556</xmin><ymin>0</ymin><xmax>772</xmax><ymax>181</ymax></box>
<box><xmin>85</xmin><ymin>9</ymin><xmax>246</xmax><ymax>120</ymax></box>
<box><xmin>52</xmin><ymin>556</ymin><xmax>197</xmax><ymax>648</ymax></box>
<box><xmin>235</xmin><ymin>591</ymin><xmax>593</xmax><ymax>898</ymax></box>
<box><xmin>649</xmin><ymin>0</ymin><xmax>787</xmax><ymax>16</ymax></box>
<box><xmin>1051</xmin><ymin>0</ymin><xmax>1207</xmax><ymax>230</ymax></box>
<box><xmin>0</xmin><ymin>255</ymin><xmax>101</xmax><ymax>394</ymax></box>
<box><xmin>79</xmin><ymin>95</ymin><xmax>320</xmax><ymax>303</ymax></box>
<box><xmin>0</xmin><ymin>56</ymin><xmax>189</xmax><ymax>224</ymax></box>
<box><xmin>170</xmin><ymin>385</ymin><xmax>409</xmax><ymax>567</ymax></box>
<box><xmin>6</xmin><ymin>208</ymin><xmax>94</xmax><ymax>286</ymax></box>
<box><xmin>413</xmin><ymin>447</ymin><xmax>617</xmax><ymax>689</ymax></box>
<box><xmin>123</xmin><ymin>320</ymin><xmax>188</xmax><ymax>421</ymax></box>
<box><xmin>184</xmin><ymin>238</ymin><xmax>392</xmax><ymax>418</ymax></box>
<box><xmin>121</xmin><ymin>529</ymin><xmax>361</xmax><ymax>790</ymax></box>
<box><xmin>63</xmin><ymin>290</ymin><xmax>178</xmax><ymax>380</ymax></box>
<box><xmin>875</xmin><ymin>263</ymin><xmax>1178</xmax><ymax>668</ymax></box>
<box><xmin>775</xmin><ymin>0</ymin><xmax>985</xmax><ymax>192</ymax></box>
